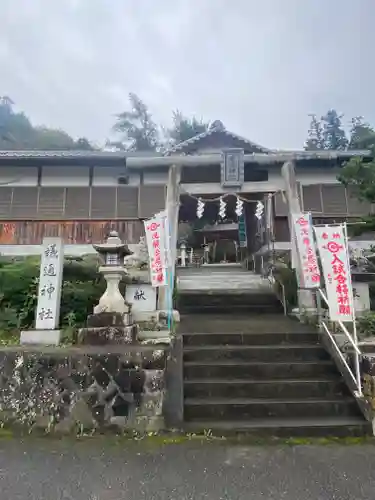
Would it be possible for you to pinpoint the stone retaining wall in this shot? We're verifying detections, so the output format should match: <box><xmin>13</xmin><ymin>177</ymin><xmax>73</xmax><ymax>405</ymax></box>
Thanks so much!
<box><xmin>0</xmin><ymin>344</ymin><xmax>168</xmax><ymax>434</ymax></box>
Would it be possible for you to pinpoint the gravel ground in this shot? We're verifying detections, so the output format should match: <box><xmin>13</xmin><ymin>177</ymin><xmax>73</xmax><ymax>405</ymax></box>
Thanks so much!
<box><xmin>0</xmin><ymin>437</ymin><xmax>374</xmax><ymax>499</ymax></box>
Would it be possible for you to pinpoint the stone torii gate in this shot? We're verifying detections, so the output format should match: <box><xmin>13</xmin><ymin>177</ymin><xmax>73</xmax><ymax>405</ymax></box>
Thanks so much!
<box><xmin>126</xmin><ymin>150</ymin><xmax>354</xmax><ymax>312</ymax></box>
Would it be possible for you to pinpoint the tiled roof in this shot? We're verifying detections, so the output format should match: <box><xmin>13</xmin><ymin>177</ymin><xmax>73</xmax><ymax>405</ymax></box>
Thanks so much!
<box><xmin>0</xmin><ymin>150</ymin><xmax>126</xmax><ymax>159</ymax></box>
<box><xmin>165</xmin><ymin>123</ymin><xmax>272</xmax><ymax>155</ymax></box>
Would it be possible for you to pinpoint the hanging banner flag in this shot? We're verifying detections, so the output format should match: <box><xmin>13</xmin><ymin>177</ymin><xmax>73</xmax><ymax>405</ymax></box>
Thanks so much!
<box><xmin>313</xmin><ymin>224</ymin><xmax>354</xmax><ymax>322</ymax></box>
<box><xmin>144</xmin><ymin>213</ymin><xmax>168</xmax><ymax>287</ymax></box>
<box><xmin>292</xmin><ymin>212</ymin><xmax>321</xmax><ymax>288</ymax></box>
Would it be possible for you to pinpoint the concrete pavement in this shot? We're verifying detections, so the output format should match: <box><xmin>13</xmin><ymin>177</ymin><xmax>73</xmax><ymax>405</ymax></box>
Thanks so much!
<box><xmin>0</xmin><ymin>438</ymin><xmax>375</xmax><ymax>499</ymax></box>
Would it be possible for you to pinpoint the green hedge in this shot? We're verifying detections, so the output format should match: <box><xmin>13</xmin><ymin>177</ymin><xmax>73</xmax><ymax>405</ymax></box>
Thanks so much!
<box><xmin>0</xmin><ymin>256</ymin><xmax>107</xmax><ymax>335</ymax></box>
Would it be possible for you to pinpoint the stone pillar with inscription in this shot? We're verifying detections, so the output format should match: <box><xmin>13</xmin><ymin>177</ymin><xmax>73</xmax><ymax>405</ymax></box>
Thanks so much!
<box><xmin>20</xmin><ymin>237</ymin><xmax>64</xmax><ymax>345</ymax></box>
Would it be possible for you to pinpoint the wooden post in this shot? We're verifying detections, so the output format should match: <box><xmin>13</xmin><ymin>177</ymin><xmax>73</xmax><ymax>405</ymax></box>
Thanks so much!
<box><xmin>158</xmin><ymin>164</ymin><xmax>181</xmax><ymax>312</ymax></box>
<box><xmin>280</xmin><ymin>161</ymin><xmax>315</xmax><ymax>312</ymax></box>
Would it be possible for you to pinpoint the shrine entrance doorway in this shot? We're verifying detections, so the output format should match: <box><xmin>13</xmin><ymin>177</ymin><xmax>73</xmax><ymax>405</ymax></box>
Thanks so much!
<box><xmin>178</xmin><ymin>193</ymin><xmax>262</xmax><ymax>265</ymax></box>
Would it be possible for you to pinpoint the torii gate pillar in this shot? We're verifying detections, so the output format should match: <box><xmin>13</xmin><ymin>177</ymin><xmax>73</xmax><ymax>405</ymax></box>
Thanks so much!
<box><xmin>281</xmin><ymin>161</ymin><xmax>316</xmax><ymax>314</ymax></box>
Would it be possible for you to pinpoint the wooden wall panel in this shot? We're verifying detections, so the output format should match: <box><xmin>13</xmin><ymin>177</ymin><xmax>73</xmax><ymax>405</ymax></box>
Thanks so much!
<box><xmin>116</xmin><ymin>187</ymin><xmax>138</xmax><ymax>218</ymax></box>
<box><xmin>0</xmin><ymin>186</ymin><xmax>166</xmax><ymax>220</ymax></box>
<box><xmin>302</xmin><ymin>185</ymin><xmax>323</xmax><ymax>213</ymax></box>
<box><xmin>38</xmin><ymin>187</ymin><xmax>65</xmax><ymax>218</ymax></box>
<box><xmin>302</xmin><ymin>184</ymin><xmax>371</xmax><ymax>217</ymax></box>
<box><xmin>11</xmin><ymin>187</ymin><xmax>38</xmax><ymax>218</ymax></box>
<box><xmin>90</xmin><ymin>187</ymin><xmax>116</xmax><ymax>219</ymax></box>
<box><xmin>0</xmin><ymin>220</ymin><xmax>143</xmax><ymax>245</ymax></box>
<box><xmin>0</xmin><ymin>188</ymin><xmax>12</xmax><ymax>218</ymax></box>
<box><xmin>65</xmin><ymin>187</ymin><xmax>90</xmax><ymax>218</ymax></box>
<box><xmin>274</xmin><ymin>217</ymin><xmax>290</xmax><ymax>242</ymax></box>
<box><xmin>138</xmin><ymin>185</ymin><xmax>166</xmax><ymax>219</ymax></box>
<box><xmin>321</xmin><ymin>184</ymin><xmax>347</xmax><ymax>215</ymax></box>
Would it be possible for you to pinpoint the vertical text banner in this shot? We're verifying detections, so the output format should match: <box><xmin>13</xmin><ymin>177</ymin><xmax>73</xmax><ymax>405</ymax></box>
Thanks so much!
<box><xmin>314</xmin><ymin>225</ymin><xmax>354</xmax><ymax>322</ymax></box>
<box><xmin>35</xmin><ymin>237</ymin><xmax>64</xmax><ymax>330</ymax></box>
<box><xmin>292</xmin><ymin>212</ymin><xmax>321</xmax><ymax>288</ymax></box>
<box><xmin>144</xmin><ymin>213</ymin><xmax>168</xmax><ymax>287</ymax></box>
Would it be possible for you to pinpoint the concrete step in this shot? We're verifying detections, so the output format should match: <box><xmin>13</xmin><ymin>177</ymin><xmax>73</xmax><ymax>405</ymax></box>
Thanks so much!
<box><xmin>183</xmin><ymin>360</ymin><xmax>339</xmax><ymax>379</ymax></box>
<box><xmin>178</xmin><ymin>292</ymin><xmax>282</xmax><ymax>314</ymax></box>
<box><xmin>177</xmin><ymin>269</ymin><xmax>268</xmax><ymax>293</ymax></box>
<box><xmin>179</xmin><ymin>314</ymin><xmax>314</xmax><ymax>334</ymax></box>
<box><xmin>183</xmin><ymin>378</ymin><xmax>350</xmax><ymax>399</ymax></box>
<box><xmin>184</xmin><ymin>397</ymin><xmax>362</xmax><ymax>421</ymax></box>
<box><xmin>183</xmin><ymin>345</ymin><xmax>330</xmax><ymax>363</ymax></box>
<box><xmin>178</xmin><ymin>292</ymin><xmax>278</xmax><ymax>303</ymax></box>
<box><xmin>179</xmin><ymin>304</ymin><xmax>283</xmax><ymax>315</ymax></box>
<box><xmin>183</xmin><ymin>331</ymin><xmax>319</xmax><ymax>346</ymax></box>
<box><xmin>183</xmin><ymin>417</ymin><xmax>372</xmax><ymax>437</ymax></box>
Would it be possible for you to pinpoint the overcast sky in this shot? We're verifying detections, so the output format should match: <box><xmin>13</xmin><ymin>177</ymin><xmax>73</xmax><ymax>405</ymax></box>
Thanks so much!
<box><xmin>1</xmin><ymin>0</ymin><xmax>373</xmax><ymax>149</ymax></box>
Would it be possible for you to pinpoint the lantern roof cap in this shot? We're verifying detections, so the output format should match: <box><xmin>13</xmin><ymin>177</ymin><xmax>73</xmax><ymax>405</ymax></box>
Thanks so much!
<box><xmin>93</xmin><ymin>231</ymin><xmax>133</xmax><ymax>256</ymax></box>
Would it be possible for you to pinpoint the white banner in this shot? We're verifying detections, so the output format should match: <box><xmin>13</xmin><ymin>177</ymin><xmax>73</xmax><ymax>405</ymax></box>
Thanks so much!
<box><xmin>313</xmin><ymin>224</ymin><xmax>354</xmax><ymax>322</ymax></box>
<box><xmin>158</xmin><ymin>209</ymin><xmax>171</xmax><ymax>267</ymax></box>
<box><xmin>292</xmin><ymin>212</ymin><xmax>321</xmax><ymax>288</ymax></box>
<box><xmin>144</xmin><ymin>212</ymin><xmax>168</xmax><ymax>287</ymax></box>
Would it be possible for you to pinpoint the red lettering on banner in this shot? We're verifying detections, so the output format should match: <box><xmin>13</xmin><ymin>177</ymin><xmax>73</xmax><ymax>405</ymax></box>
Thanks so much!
<box><xmin>145</xmin><ymin>216</ymin><xmax>167</xmax><ymax>287</ymax></box>
<box><xmin>334</xmin><ymin>274</ymin><xmax>347</xmax><ymax>285</ymax></box>
<box><xmin>296</xmin><ymin>217</ymin><xmax>308</xmax><ymax>226</ymax></box>
<box><xmin>336</xmin><ymin>284</ymin><xmax>348</xmax><ymax>295</ymax></box>
<box><xmin>339</xmin><ymin>304</ymin><xmax>351</xmax><ymax>315</ymax></box>
<box><xmin>295</xmin><ymin>214</ymin><xmax>320</xmax><ymax>287</ymax></box>
<box><xmin>156</xmin><ymin>272</ymin><xmax>164</xmax><ymax>282</ymax></box>
<box><xmin>147</xmin><ymin>222</ymin><xmax>160</xmax><ymax>232</ymax></box>
<box><xmin>323</xmin><ymin>230</ymin><xmax>352</xmax><ymax>317</ymax></box>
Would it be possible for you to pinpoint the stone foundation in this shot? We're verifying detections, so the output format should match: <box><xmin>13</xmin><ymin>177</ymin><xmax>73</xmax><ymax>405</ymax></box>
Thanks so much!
<box><xmin>362</xmin><ymin>354</ymin><xmax>375</xmax><ymax>410</ymax></box>
<box><xmin>78</xmin><ymin>312</ymin><xmax>139</xmax><ymax>345</ymax></box>
<box><xmin>0</xmin><ymin>344</ymin><xmax>168</xmax><ymax>434</ymax></box>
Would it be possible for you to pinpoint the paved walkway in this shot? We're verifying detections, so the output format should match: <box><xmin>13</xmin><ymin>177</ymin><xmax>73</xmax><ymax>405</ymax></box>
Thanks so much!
<box><xmin>0</xmin><ymin>438</ymin><xmax>375</xmax><ymax>499</ymax></box>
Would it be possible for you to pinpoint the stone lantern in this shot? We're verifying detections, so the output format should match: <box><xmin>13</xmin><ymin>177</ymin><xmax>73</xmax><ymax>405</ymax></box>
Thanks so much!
<box><xmin>78</xmin><ymin>231</ymin><xmax>138</xmax><ymax>345</ymax></box>
<box><xmin>93</xmin><ymin>231</ymin><xmax>133</xmax><ymax>315</ymax></box>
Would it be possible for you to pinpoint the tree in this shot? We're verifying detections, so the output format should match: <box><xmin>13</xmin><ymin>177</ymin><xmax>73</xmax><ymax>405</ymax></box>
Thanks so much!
<box><xmin>0</xmin><ymin>97</ymin><xmax>94</xmax><ymax>150</ymax></box>
<box><xmin>305</xmin><ymin>109</ymin><xmax>348</xmax><ymax>150</ymax></box>
<box><xmin>0</xmin><ymin>96</ymin><xmax>35</xmax><ymax>148</ymax></box>
<box><xmin>112</xmin><ymin>93</ymin><xmax>159</xmax><ymax>151</ymax></box>
<box><xmin>304</xmin><ymin>114</ymin><xmax>324</xmax><ymax>150</ymax></box>
<box><xmin>348</xmin><ymin>117</ymin><xmax>375</xmax><ymax>150</ymax></box>
<box><xmin>321</xmin><ymin>109</ymin><xmax>348</xmax><ymax>150</ymax></box>
<box><xmin>338</xmin><ymin>122</ymin><xmax>375</xmax><ymax>235</ymax></box>
<box><xmin>166</xmin><ymin>110</ymin><xmax>210</xmax><ymax>145</ymax></box>
<box><xmin>32</xmin><ymin>127</ymin><xmax>77</xmax><ymax>150</ymax></box>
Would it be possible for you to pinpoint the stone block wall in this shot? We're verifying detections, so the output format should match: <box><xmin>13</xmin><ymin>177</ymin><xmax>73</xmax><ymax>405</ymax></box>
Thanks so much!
<box><xmin>0</xmin><ymin>344</ymin><xmax>169</xmax><ymax>434</ymax></box>
<box><xmin>362</xmin><ymin>354</ymin><xmax>375</xmax><ymax>411</ymax></box>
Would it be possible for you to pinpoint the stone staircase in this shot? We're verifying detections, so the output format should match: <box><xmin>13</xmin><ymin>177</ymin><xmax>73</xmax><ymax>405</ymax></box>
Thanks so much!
<box><xmin>177</xmin><ymin>264</ymin><xmax>282</xmax><ymax>314</ymax></box>
<box><xmin>180</xmin><ymin>313</ymin><xmax>371</xmax><ymax>436</ymax></box>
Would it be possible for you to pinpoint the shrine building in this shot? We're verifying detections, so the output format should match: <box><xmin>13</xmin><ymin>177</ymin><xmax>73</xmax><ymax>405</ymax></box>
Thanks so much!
<box><xmin>0</xmin><ymin>121</ymin><xmax>371</xmax><ymax>262</ymax></box>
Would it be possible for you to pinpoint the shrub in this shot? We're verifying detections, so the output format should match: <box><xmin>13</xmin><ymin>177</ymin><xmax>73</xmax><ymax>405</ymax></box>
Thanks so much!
<box><xmin>0</xmin><ymin>255</ymin><xmax>105</xmax><ymax>335</ymax></box>
<box><xmin>273</xmin><ymin>263</ymin><xmax>298</xmax><ymax>309</ymax></box>
<box><xmin>357</xmin><ymin>312</ymin><xmax>375</xmax><ymax>339</ymax></box>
